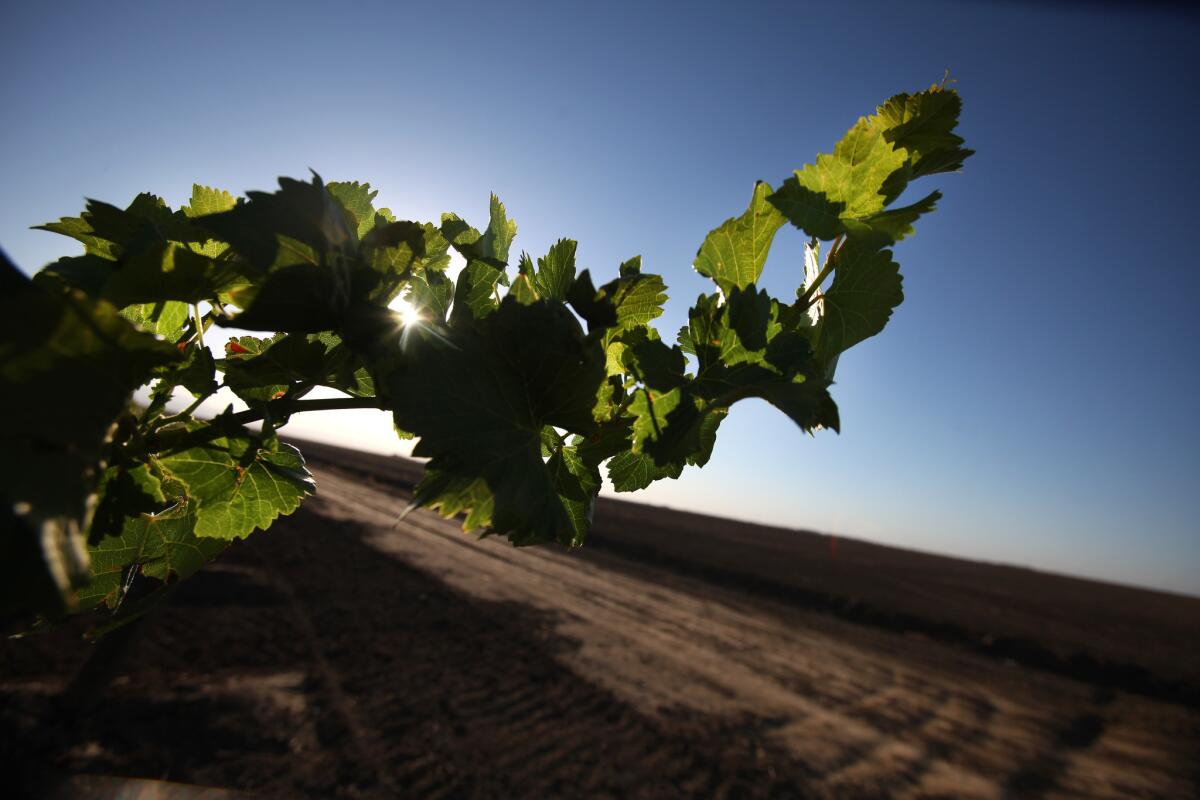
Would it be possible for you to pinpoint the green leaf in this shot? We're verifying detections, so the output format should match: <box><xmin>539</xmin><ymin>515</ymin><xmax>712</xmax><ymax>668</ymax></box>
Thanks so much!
<box><xmin>769</xmin><ymin>85</ymin><xmax>971</xmax><ymax>246</ymax></box>
<box><xmin>683</xmin><ymin>290</ymin><xmax>838</xmax><ymax>433</ymax></box>
<box><xmin>224</xmin><ymin>261</ymin><xmax>380</xmax><ymax>332</ymax></box>
<box><xmin>510</xmin><ymin>253</ymin><xmax>541</xmax><ymax>304</ymax></box>
<box><xmin>596</xmin><ymin>268</ymin><xmax>668</xmax><ymax>333</ymax></box>
<box><xmin>439</xmin><ymin>213</ymin><xmax>482</xmax><ymax>250</ymax></box>
<box><xmin>78</xmin><ymin>503</ymin><xmax>228</xmax><ymax>612</ymax></box>
<box><xmin>810</xmin><ymin>240</ymin><xmax>903</xmax><ymax>370</ymax></box>
<box><xmin>182</xmin><ymin>184</ymin><xmax>238</xmax><ymax>218</ymax></box>
<box><xmin>89</xmin><ymin>463</ymin><xmax>166</xmax><ymax>543</ymax></box>
<box><xmin>875</xmin><ymin>85</ymin><xmax>974</xmax><ymax>178</ymax></box>
<box><xmin>219</xmin><ymin>335</ymin><xmax>286</xmax><ymax>402</ymax></box>
<box><xmin>120</xmin><ymin>299</ymin><xmax>190</xmax><ymax>341</ymax></box>
<box><xmin>31</xmin><ymin>254</ymin><xmax>115</xmax><ymax>297</ymax></box>
<box><xmin>694</xmin><ymin>181</ymin><xmax>786</xmax><ymax>293</ymax></box>
<box><xmin>159</xmin><ymin>341</ymin><xmax>218</xmax><ymax>398</ymax></box>
<box><xmin>749</xmin><ymin>376</ymin><xmax>840</xmax><ymax>433</ymax></box>
<box><xmin>221</xmin><ymin>332</ymin><xmax>372</xmax><ymax>403</ymax></box>
<box><xmin>35</xmin><ymin>194</ymin><xmax>185</xmax><ymax>267</ymax></box>
<box><xmin>625</xmin><ymin>384</ymin><xmax>728</xmax><ymax>470</ymax></box>
<box><xmin>544</xmin><ymin>445</ymin><xmax>600</xmax><ymax>546</ymax></box>
<box><xmin>628</xmin><ymin>386</ymin><xmax>692</xmax><ymax>454</ymax></box>
<box><xmin>477</xmin><ymin>193</ymin><xmax>517</xmax><ymax>263</ymax></box>
<box><xmin>450</xmin><ymin>259</ymin><xmax>508</xmax><ymax>323</ymax></box>
<box><xmin>845</xmin><ymin>190</ymin><xmax>941</xmax><ymax>248</ymax></box>
<box><xmin>769</xmin><ymin>116</ymin><xmax>907</xmax><ymax>241</ymax></box>
<box><xmin>607</xmin><ymin>449</ymin><xmax>683</xmax><ymax>492</ymax></box>
<box><xmin>726</xmin><ymin>284</ymin><xmax>773</xmax><ymax>352</ymax></box>
<box><xmin>156</xmin><ymin>431</ymin><xmax>315</xmax><ymax>540</ymax></box>
<box><xmin>509</xmin><ymin>241</ymin><xmax>579</xmax><ymax>304</ymax></box>
<box><xmin>104</xmin><ymin>242</ymin><xmax>226</xmax><ymax>306</ymax></box>
<box><xmin>417</xmin><ymin>439</ymin><xmax>599</xmax><ymax>547</ymax></box>
<box><xmin>1</xmin><ymin>266</ymin><xmax>179</xmax><ymax>519</ymax></box>
<box><xmin>534</xmin><ymin>238</ymin><xmax>577</xmax><ymax>301</ymax></box>
<box><xmin>617</xmin><ymin>329</ymin><xmax>688</xmax><ymax>391</ymax></box>
<box><xmin>686</xmin><ymin>291</ymin><xmax>778</xmax><ymax>376</ymax></box>
<box><xmin>390</xmin><ymin>298</ymin><xmax>606</xmax><ymax>546</ymax></box>
<box><xmin>35</xmin><ymin>215</ymin><xmax>119</xmax><ymax>260</ymax></box>
<box><xmin>565</xmin><ymin>270</ymin><xmax>618</xmax><ymax>332</ymax></box>
<box><xmin>407</xmin><ymin>269</ymin><xmax>455</xmax><ymax>323</ymax></box>
<box><xmin>439</xmin><ymin>206</ymin><xmax>515</xmax><ymax>325</ymax></box>
<box><xmin>0</xmin><ymin>253</ymin><xmax>178</xmax><ymax>613</ymax></box>
<box><xmin>411</xmin><ymin>471</ymin><xmax>495</xmax><ymax>531</ymax></box>
<box><xmin>180</xmin><ymin>185</ymin><xmax>239</xmax><ymax>259</ymax></box>
<box><xmin>197</xmin><ymin>174</ymin><xmax>356</xmax><ymax>271</ymax></box>
<box><xmin>359</xmin><ymin>220</ymin><xmax>451</xmax><ymax>304</ymax></box>
<box><xmin>327</xmin><ymin>181</ymin><xmax>381</xmax><ymax>239</ymax></box>
<box><xmin>38</xmin><ymin>194</ymin><xmax>239</xmax><ymax>306</ymax></box>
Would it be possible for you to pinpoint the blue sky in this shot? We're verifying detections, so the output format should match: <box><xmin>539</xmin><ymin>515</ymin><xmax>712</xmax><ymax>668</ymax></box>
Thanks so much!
<box><xmin>3</xmin><ymin>1</ymin><xmax>1197</xmax><ymax>594</ymax></box>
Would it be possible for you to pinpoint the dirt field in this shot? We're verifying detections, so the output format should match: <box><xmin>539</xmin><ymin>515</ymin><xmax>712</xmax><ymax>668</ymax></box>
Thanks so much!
<box><xmin>1</xmin><ymin>450</ymin><xmax>1197</xmax><ymax>798</ymax></box>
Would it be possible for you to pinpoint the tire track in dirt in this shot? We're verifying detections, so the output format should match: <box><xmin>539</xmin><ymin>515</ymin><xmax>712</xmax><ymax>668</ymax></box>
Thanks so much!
<box><xmin>246</xmin><ymin>547</ymin><xmax>399</xmax><ymax>796</ymax></box>
<box><xmin>263</xmin><ymin>499</ymin><xmax>823</xmax><ymax>798</ymax></box>
<box><xmin>308</xmin><ymin>465</ymin><xmax>1200</xmax><ymax>799</ymax></box>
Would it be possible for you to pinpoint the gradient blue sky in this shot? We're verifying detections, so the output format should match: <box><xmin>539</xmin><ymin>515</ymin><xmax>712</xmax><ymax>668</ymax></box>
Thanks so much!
<box><xmin>3</xmin><ymin>1</ymin><xmax>1197</xmax><ymax>595</ymax></box>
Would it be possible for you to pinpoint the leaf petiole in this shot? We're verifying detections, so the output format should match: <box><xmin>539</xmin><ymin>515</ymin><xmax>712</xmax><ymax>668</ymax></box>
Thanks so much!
<box><xmin>797</xmin><ymin>252</ymin><xmax>836</xmax><ymax>310</ymax></box>
<box><xmin>192</xmin><ymin>304</ymin><xmax>206</xmax><ymax>349</ymax></box>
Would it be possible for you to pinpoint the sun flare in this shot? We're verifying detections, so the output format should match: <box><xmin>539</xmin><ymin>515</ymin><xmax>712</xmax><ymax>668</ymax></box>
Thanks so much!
<box><xmin>389</xmin><ymin>296</ymin><xmax>423</xmax><ymax>327</ymax></box>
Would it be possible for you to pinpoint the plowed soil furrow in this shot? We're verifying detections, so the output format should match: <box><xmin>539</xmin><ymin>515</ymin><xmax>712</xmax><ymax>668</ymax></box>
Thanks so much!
<box><xmin>2</xmin><ymin>461</ymin><xmax>1198</xmax><ymax>799</ymax></box>
<box><xmin>305</xmin><ymin>465</ymin><xmax>1200</xmax><ymax>799</ymax></box>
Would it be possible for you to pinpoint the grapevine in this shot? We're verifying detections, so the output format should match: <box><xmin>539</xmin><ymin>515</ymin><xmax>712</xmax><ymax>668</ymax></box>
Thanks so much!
<box><xmin>0</xmin><ymin>83</ymin><xmax>971</xmax><ymax>634</ymax></box>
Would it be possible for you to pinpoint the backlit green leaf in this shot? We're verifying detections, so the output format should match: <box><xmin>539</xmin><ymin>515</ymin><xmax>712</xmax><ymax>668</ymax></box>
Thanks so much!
<box><xmin>157</xmin><ymin>432</ymin><xmax>315</xmax><ymax>540</ymax></box>
<box><xmin>391</xmin><ymin>298</ymin><xmax>606</xmax><ymax>545</ymax></box>
<box><xmin>810</xmin><ymin>240</ymin><xmax>903</xmax><ymax>370</ymax></box>
<box><xmin>78</xmin><ymin>503</ymin><xmax>228</xmax><ymax>612</ymax></box>
<box><xmin>694</xmin><ymin>181</ymin><xmax>786</xmax><ymax>293</ymax></box>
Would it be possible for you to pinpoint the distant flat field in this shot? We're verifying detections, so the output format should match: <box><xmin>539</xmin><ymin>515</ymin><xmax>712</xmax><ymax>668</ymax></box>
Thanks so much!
<box><xmin>1</xmin><ymin>443</ymin><xmax>1196</xmax><ymax>798</ymax></box>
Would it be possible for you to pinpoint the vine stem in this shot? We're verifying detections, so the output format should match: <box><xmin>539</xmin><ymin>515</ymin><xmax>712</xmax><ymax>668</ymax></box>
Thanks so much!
<box><xmin>796</xmin><ymin>235</ymin><xmax>844</xmax><ymax>310</ymax></box>
<box><xmin>224</xmin><ymin>395</ymin><xmax>388</xmax><ymax>427</ymax></box>
<box><xmin>143</xmin><ymin>395</ymin><xmax>389</xmax><ymax>454</ymax></box>
<box><xmin>173</xmin><ymin>393</ymin><xmax>209</xmax><ymax>420</ymax></box>
<box><xmin>192</xmin><ymin>304</ymin><xmax>206</xmax><ymax>349</ymax></box>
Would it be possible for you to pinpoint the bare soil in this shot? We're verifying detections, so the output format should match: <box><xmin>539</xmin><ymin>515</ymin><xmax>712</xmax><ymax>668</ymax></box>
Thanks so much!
<box><xmin>1</xmin><ymin>445</ymin><xmax>1197</xmax><ymax>798</ymax></box>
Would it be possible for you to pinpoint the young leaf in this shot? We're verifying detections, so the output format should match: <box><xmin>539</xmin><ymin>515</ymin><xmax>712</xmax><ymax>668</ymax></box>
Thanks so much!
<box><xmin>121</xmin><ymin>299</ymin><xmax>190</xmax><ymax>340</ymax></box>
<box><xmin>327</xmin><ymin>181</ymin><xmax>381</xmax><ymax>239</ymax></box>
<box><xmin>694</xmin><ymin>181</ymin><xmax>786</xmax><ymax>293</ymax></box>
<box><xmin>477</xmin><ymin>193</ymin><xmax>518</xmax><ymax>263</ymax></box>
<box><xmin>606</xmin><ymin>449</ymin><xmax>684</xmax><ymax>492</ymax></box>
<box><xmin>875</xmin><ymin>85</ymin><xmax>974</xmax><ymax>178</ymax></box>
<box><xmin>533</xmin><ymin>238</ymin><xmax>578</xmax><ymax>301</ymax></box>
<box><xmin>769</xmin><ymin>116</ymin><xmax>907</xmax><ymax>240</ymax></box>
<box><xmin>595</xmin><ymin>268</ymin><xmax>668</xmax><ymax>333</ymax></box>
<box><xmin>359</xmin><ymin>220</ymin><xmax>451</xmax><ymax>305</ymax></box>
<box><xmin>182</xmin><ymin>184</ymin><xmax>238</xmax><ymax>218</ymax></box>
<box><xmin>770</xmin><ymin>85</ymin><xmax>971</xmax><ymax>245</ymax></box>
<box><xmin>451</xmin><ymin>259</ymin><xmax>508</xmax><ymax>323</ymax></box>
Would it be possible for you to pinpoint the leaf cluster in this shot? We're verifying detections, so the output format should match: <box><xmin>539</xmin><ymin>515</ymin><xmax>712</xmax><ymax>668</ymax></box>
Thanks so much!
<box><xmin>0</xmin><ymin>84</ymin><xmax>970</xmax><ymax>633</ymax></box>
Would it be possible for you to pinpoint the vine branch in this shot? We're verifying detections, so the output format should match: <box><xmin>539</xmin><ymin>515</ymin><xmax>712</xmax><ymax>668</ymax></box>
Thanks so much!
<box><xmin>224</xmin><ymin>395</ymin><xmax>388</xmax><ymax>427</ymax></box>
